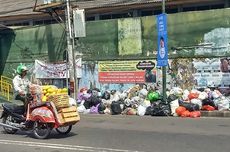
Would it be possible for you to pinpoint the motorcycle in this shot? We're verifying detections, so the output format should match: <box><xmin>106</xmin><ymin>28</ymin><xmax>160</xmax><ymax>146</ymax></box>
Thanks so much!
<box><xmin>0</xmin><ymin>94</ymin><xmax>78</xmax><ymax>139</ymax></box>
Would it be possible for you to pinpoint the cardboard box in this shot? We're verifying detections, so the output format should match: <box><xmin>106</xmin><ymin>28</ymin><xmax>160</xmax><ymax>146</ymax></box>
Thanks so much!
<box><xmin>64</xmin><ymin>116</ymin><xmax>80</xmax><ymax>122</ymax></box>
<box><xmin>62</xmin><ymin>112</ymin><xmax>78</xmax><ymax>118</ymax></box>
<box><xmin>59</xmin><ymin>106</ymin><xmax>77</xmax><ymax>113</ymax></box>
<box><xmin>57</xmin><ymin>113</ymin><xmax>65</xmax><ymax>124</ymax></box>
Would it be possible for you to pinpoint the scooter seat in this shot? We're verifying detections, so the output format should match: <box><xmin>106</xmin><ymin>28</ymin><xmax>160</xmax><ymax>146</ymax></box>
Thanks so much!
<box><xmin>2</xmin><ymin>103</ymin><xmax>25</xmax><ymax>115</ymax></box>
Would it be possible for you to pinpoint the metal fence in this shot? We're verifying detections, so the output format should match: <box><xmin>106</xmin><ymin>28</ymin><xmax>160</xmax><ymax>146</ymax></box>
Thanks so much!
<box><xmin>0</xmin><ymin>76</ymin><xmax>13</xmax><ymax>101</ymax></box>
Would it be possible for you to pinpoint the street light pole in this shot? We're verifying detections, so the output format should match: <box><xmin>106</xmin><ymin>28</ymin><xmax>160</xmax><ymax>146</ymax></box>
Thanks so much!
<box><xmin>162</xmin><ymin>0</ymin><xmax>167</xmax><ymax>103</ymax></box>
<box><xmin>65</xmin><ymin>0</ymin><xmax>77</xmax><ymax>100</ymax></box>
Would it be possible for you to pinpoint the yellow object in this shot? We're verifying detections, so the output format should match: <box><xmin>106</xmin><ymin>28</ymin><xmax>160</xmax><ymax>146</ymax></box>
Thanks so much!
<box><xmin>62</xmin><ymin>112</ymin><xmax>78</xmax><ymax>118</ymax></box>
<box><xmin>42</xmin><ymin>85</ymin><xmax>51</xmax><ymax>90</ymax></box>
<box><xmin>62</xmin><ymin>88</ymin><xmax>68</xmax><ymax>93</ymax></box>
<box><xmin>42</xmin><ymin>90</ymin><xmax>47</xmax><ymax>94</ymax></box>
<box><xmin>57</xmin><ymin>113</ymin><xmax>65</xmax><ymax>124</ymax></box>
<box><xmin>49</xmin><ymin>94</ymin><xmax>69</xmax><ymax>109</ymax></box>
<box><xmin>59</xmin><ymin>106</ymin><xmax>77</xmax><ymax>113</ymax></box>
<box><xmin>57</xmin><ymin>89</ymin><xmax>62</xmax><ymax>93</ymax></box>
<box><xmin>47</xmin><ymin>88</ymin><xmax>54</xmax><ymax>93</ymax></box>
<box><xmin>64</xmin><ymin>116</ymin><xmax>80</xmax><ymax>123</ymax></box>
<box><xmin>42</xmin><ymin>96</ymin><xmax>47</xmax><ymax>102</ymax></box>
<box><xmin>0</xmin><ymin>75</ymin><xmax>13</xmax><ymax>101</ymax></box>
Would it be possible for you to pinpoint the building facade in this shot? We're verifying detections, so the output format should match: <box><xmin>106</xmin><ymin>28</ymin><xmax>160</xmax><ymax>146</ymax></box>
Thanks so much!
<box><xmin>0</xmin><ymin>0</ymin><xmax>230</xmax><ymax>91</ymax></box>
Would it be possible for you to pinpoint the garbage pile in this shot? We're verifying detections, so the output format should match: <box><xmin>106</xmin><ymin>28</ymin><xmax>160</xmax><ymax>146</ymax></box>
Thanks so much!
<box><xmin>76</xmin><ymin>85</ymin><xmax>230</xmax><ymax>117</ymax></box>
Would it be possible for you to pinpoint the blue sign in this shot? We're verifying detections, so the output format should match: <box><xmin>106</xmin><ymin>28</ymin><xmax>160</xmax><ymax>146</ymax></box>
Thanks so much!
<box><xmin>156</xmin><ymin>13</ymin><xmax>168</xmax><ymax>67</ymax></box>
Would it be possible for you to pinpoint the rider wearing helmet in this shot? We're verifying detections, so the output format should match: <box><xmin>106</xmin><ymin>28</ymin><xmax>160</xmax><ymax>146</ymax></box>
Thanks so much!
<box><xmin>13</xmin><ymin>64</ymin><xmax>31</xmax><ymax>104</ymax></box>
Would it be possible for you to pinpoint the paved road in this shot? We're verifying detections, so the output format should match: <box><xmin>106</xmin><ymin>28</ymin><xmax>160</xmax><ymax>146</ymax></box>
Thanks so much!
<box><xmin>0</xmin><ymin>114</ymin><xmax>230</xmax><ymax>152</ymax></box>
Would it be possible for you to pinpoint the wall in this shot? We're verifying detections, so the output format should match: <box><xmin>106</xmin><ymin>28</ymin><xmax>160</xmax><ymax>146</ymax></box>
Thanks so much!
<box><xmin>1</xmin><ymin>8</ymin><xmax>230</xmax><ymax>91</ymax></box>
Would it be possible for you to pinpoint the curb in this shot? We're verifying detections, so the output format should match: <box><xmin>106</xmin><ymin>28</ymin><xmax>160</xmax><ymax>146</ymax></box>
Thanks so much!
<box><xmin>201</xmin><ymin>111</ymin><xmax>230</xmax><ymax>117</ymax></box>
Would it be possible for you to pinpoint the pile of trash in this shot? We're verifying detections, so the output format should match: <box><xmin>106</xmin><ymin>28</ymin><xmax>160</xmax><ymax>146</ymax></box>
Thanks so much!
<box><xmin>76</xmin><ymin>85</ymin><xmax>230</xmax><ymax>117</ymax></box>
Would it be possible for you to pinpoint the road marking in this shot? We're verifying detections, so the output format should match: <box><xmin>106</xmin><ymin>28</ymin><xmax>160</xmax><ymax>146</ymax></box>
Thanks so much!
<box><xmin>0</xmin><ymin>139</ymin><xmax>144</xmax><ymax>152</ymax></box>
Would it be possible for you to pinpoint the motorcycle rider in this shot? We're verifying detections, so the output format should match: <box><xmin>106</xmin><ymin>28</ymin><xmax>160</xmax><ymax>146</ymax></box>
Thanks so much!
<box><xmin>13</xmin><ymin>64</ymin><xmax>32</xmax><ymax>108</ymax></box>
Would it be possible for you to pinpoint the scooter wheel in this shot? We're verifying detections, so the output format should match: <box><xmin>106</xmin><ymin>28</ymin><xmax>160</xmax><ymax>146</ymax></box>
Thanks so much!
<box><xmin>2</xmin><ymin>115</ymin><xmax>18</xmax><ymax>134</ymax></box>
<box><xmin>56</xmin><ymin>125</ymin><xmax>72</xmax><ymax>134</ymax></box>
<box><xmin>32</xmin><ymin>121</ymin><xmax>52</xmax><ymax>139</ymax></box>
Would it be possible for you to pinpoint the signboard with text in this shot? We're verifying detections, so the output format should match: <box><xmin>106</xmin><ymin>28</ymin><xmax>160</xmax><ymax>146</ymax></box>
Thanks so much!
<box><xmin>156</xmin><ymin>13</ymin><xmax>168</xmax><ymax>67</ymax></box>
<box><xmin>98</xmin><ymin>60</ymin><xmax>157</xmax><ymax>83</ymax></box>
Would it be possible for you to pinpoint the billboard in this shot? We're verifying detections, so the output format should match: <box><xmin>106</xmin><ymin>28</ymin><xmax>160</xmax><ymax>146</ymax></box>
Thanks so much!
<box><xmin>98</xmin><ymin>60</ymin><xmax>157</xmax><ymax>83</ymax></box>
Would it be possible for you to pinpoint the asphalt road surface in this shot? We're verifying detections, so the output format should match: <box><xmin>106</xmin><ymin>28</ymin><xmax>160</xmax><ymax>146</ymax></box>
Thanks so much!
<box><xmin>0</xmin><ymin>114</ymin><xmax>230</xmax><ymax>152</ymax></box>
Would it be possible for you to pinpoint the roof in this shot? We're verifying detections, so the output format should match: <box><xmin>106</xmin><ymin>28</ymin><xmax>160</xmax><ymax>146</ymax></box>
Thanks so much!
<box><xmin>0</xmin><ymin>0</ymin><xmax>164</xmax><ymax>18</ymax></box>
<box><xmin>0</xmin><ymin>0</ymin><xmax>225</xmax><ymax>20</ymax></box>
<box><xmin>77</xmin><ymin>0</ymin><xmax>163</xmax><ymax>8</ymax></box>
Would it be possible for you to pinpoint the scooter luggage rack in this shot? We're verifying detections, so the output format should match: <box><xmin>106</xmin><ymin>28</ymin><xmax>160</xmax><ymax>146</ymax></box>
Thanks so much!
<box><xmin>49</xmin><ymin>102</ymin><xmax>79</xmax><ymax>127</ymax></box>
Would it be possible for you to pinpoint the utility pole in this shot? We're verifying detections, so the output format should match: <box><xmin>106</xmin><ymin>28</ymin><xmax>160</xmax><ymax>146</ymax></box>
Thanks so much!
<box><xmin>65</xmin><ymin>0</ymin><xmax>77</xmax><ymax>100</ymax></box>
<box><xmin>162</xmin><ymin>0</ymin><xmax>167</xmax><ymax>103</ymax></box>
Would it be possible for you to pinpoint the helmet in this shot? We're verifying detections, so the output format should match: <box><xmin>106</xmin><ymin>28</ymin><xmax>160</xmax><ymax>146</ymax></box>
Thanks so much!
<box><xmin>16</xmin><ymin>64</ymin><xmax>28</xmax><ymax>75</ymax></box>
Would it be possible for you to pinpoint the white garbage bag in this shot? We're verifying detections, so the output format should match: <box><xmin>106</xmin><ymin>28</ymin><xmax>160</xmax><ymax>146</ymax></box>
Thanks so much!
<box><xmin>170</xmin><ymin>99</ymin><xmax>179</xmax><ymax>116</ymax></box>
<box><xmin>69</xmin><ymin>97</ymin><xmax>77</xmax><ymax>106</ymax></box>
<box><xmin>198</xmin><ymin>92</ymin><xmax>208</xmax><ymax>100</ymax></box>
<box><xmin>182</xmin><ymin>89</ymin><xmax>190</xmax><ymax>101</ymax></box>
<box><xmin>137</xmin><ymin>105</ymin><xmax>146</xmax><ymax>116</ymax></box>
<box><xmin>77</xmin><ymin>104</ymin><xmax>86</xmax><ymax>113</ymax></box>
<box><xmin>190</xmin><ymin>98</ymin><xmax>202</xmax><ymax>109</ymax></box>
<box><xmin>217</xmin><ymin>97</ymin><xmax>229</xmax><ymax>111</ymax></box>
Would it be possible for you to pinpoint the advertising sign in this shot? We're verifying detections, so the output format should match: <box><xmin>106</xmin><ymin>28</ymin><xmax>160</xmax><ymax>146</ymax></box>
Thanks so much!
<box><xmin>98</xmin><ymin>60</ymin><xmax>156</xmax><ymax>83</ymax></box>
<box><xmin>156</xmin><ymin>13</ymin><xmax>168</xmax><ymax>67</ymax></box>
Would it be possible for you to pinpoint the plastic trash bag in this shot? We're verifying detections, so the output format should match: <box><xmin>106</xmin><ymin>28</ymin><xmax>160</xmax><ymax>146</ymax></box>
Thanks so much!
<box><xmin>217</xmin><ymin>97</ymin><xmax>229</xmax><ymax>111</ymax></box>
<box><xmin>170</xmin><ymin>99</ymin><xmax>179</xmax><ymax>116</ymax></box>
<box><xmin>90</xmin><ymin>104</ymin><xmax>100</xmax><ymax>114</ymax></box>
<box><xmin>190</xmin><ymin>98</ymin><xmax>202</xmax><ymax>109</ymax></box>
<box><xmin>198</xmin><ymin>92</ymin><xmax>208</xmax><ymax>100</ymax></box>
<box><xmin>77</xmin><ymin>104</ymin><xmax>86</xmax><ymax>113</ymax></box>
<box><xmin>69</xmin><ymin>97</ymin><xmax>77</xmax><ymax>106</ymax></box>
<box><xmin>137</xmin><ymin>105</ymin><xmax>146</xmax><ymax>116</ymax></box>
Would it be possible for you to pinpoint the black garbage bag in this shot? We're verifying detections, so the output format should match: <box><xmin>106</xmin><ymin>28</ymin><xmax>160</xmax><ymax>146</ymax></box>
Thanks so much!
<box><xmin>179</xmin><ymin>102</ymin><xmax>199</xmax><ymax>112</ymax></box>
<box><xmin>145</xmin><ymin>106</ymin><xmax>154</xmax><ymax>115</ymax></box>
<box><xmin>83</xmin><ymin>96</ymin><xmax>101</xmax><ymax>109</ymax></box>
<box><xmin>111</xmin><ymin>101</ymin><xmax>122</xmax><ymax>115</ymax></box>
<box><xmin>151</xmin><ymin>101</ymin><xmax>171</xmax><ymax>116</ymax></box>
<box><xmin>202</xmin><ymin>98</ymin><xmax>216</xmax><ymax>107</ymax></box>
<box><xmin>102</xmin><ymin>91</ymin><xmax>111</xmax><ymax>100</ymax></box>
<box><xmin>91</xmin><ymin>96</ymin><xmax>102</xmax><ymax>107</ymax></box>
<box><xmin>83</xmin><ymin>98</ymin><xmax>92</xmax><ymax>109</ymax></box>
<box><xmin>98</xmin><ymin>102</ymin><xmax>106</xmax><ymax>114</ymax></box>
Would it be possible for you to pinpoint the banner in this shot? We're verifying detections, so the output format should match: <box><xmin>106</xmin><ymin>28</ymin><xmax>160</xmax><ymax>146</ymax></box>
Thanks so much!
<box><xmin>35</xmin><ymin>59</ymin><xmax>82</xmax><ymax>79</ymax></box>
<box><xmin>73</xmin><ymin>9</ymin><xmax>86</xmax><ymax>38</ymax></box>
<box><xmin>98</xmin><ymin>60</ymin><xmax>156</xmax><ymax>83</ymax></box>
<box><xmin>156</xmin><ymin>13</ymin><xmax>168</xmax><ymax>67</ymax></box>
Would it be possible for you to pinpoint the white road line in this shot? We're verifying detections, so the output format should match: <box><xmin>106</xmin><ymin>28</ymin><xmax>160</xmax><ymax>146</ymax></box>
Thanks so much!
<box><xmin>0</xmin><ymin>139</ymin><xmax>144</xmax><ymax>152</ymax></box>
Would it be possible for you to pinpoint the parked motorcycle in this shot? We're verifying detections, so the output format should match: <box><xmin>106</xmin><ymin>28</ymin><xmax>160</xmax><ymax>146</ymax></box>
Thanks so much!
<box><xmin>0</xmin><ymin>94</ymin><xmax>77</xmax><ymax>139</ymax></box>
